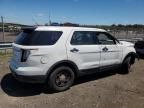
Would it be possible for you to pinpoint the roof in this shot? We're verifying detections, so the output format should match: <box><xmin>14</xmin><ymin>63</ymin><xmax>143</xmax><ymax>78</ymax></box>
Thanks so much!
<box><xmin>35</xmin><ymin>26</ymin><xmax>106</xmax><ymax>32</ymax></box>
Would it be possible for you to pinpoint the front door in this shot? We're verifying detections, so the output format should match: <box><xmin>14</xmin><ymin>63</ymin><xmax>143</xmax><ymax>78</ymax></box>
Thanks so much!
<box><xmin>97</xmin><ymin>32</ymin><xmax>122</xmax><ymax>67</ymax></box>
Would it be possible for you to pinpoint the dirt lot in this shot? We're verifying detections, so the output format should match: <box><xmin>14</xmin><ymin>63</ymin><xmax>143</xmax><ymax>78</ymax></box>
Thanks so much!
<box><xmin>0</xmin><ymin>55</ymin><xmax>144</xmax><ymax>108</ymax></box>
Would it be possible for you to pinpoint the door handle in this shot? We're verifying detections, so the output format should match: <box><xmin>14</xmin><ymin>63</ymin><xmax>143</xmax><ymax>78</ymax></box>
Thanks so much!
<box><xmin>102</xmin><ymin>47</ymin><xmax>108</xmax><ymax>52</ymax></box>
<box><xmin>70</xmin><ymin>48</ymin><xmax>79</xmax><ymax>53</ymax></box>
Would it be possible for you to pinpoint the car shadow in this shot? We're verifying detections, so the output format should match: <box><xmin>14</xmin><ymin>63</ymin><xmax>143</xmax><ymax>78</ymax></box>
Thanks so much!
<box><xmin>139</xmin><ymin>55</ymin><xmax>144</xmax><ymax>59</ymax></box>
<box><xmin>1</xmin><ymin>70</ymin><xmax>118</xmax><ymax>97</ymax></box>
<box><xmin>74</xmin><ymin>70</ymin><xmax>117</xmax><ymax>85</ymax></box>
<box><xmin>0</xmin><ymin>73</ymin><xmax>56</xmax><ymax>97</ymax></box>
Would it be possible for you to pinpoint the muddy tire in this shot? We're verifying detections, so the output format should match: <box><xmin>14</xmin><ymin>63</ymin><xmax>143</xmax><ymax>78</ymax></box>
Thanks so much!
<box><xmin>48</xmin><ymin>66</ymin><xmax>75</xmax><ymax>92</ymax></box>
<box><xmin>120</xmin><ymin>56</ymin><xmax>132</xmax><ymax>74</ymax></box>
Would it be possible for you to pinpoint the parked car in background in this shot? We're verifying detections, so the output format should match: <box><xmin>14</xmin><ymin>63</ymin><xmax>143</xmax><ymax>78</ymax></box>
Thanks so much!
<box><xmin>135</xmin><ymin>40</ymin><xmax>144</xmax><ymax>57</ymax></box>
<box><xmin>9</xmin><ymin>26</ymin><xmax>137</xmax><ymax>91</ymax></box>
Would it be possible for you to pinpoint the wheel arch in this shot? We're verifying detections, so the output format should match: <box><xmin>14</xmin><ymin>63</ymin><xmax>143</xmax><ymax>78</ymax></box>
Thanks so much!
<box><xmin>47</xmin><ymin>60</ymin><xmax>79</xmax><ymax>78</ymax></box>
<box><xmin>122</xmin><ymin>52</ymin><xmax>137</xmax><ymax>64</ymax></box>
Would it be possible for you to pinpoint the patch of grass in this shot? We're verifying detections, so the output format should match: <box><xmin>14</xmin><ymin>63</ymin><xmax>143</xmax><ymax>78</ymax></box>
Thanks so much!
<box><xmin>0</xmin><ymin>53</ymin><xmax>12</xmax><ymax>63</ymax></box>
<box><xmin>0</xmin><ymin>49</ymin><xmax>12</xmax><ymax>56</ymax></box>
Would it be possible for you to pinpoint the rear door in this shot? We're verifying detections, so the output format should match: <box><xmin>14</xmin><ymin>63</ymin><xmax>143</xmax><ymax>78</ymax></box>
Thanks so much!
<box><xmin>97</xmin><ymin>32</ymin><xmax>122</xmax><ymax>67</ymax></box>
<box><xmin>66</xmin><ymin>31</ymin><xmax>101</xmax><ymax>70</ymax></box>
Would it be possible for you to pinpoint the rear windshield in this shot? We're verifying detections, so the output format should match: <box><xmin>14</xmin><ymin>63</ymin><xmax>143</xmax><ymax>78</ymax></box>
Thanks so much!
<box><xmin>15</xmin><ymin>31</ymin><xmax>62</xmax><ymax>46</ymax></box>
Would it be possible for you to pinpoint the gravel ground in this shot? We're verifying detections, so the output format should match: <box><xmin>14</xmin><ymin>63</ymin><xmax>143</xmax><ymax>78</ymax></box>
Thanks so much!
<box><xmin>0</xmin><ymin>55</ymin><xmax>144</xmax><ymax>108</ymax></box>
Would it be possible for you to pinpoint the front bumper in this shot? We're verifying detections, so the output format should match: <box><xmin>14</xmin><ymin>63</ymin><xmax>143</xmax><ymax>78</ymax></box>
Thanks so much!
<box><xmin>9</xmin><ymin>65</ymin><xmax>47</xmax><ymax>83</ymax></box>
<box><xmin>134</xmin><ymin>52</ymin><xmax>139</xmax><ymax>59</ymax></box>
<box><xmin>136</xmin><ymin>49</ymin><xmax>144</xmax><ymax>56</ymax></box>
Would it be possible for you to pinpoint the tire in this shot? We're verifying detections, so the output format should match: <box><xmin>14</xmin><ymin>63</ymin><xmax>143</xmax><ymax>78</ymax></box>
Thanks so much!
<box><xmin>120</xmin><ymin>56</ymin><xmax>132</xmax><ymax>74</ymax></box>
<box><xmin>48</xmin><ymin>66</ymin><xmax>75</xmax><ymax>91</ymax></box>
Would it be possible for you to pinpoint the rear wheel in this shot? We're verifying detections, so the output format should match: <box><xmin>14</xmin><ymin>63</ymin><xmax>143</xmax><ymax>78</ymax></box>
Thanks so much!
<box><xmin>48</xmin><ymin>66</ymin><xmax>75</xmax><ymax>91</ymax></box>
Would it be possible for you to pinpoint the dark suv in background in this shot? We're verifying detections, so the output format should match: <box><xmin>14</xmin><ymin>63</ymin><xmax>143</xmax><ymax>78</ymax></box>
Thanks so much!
<box><xmin>135</xmin><ymin>40</ymin><xmax>144</xmax><ymax>58</ymax></box>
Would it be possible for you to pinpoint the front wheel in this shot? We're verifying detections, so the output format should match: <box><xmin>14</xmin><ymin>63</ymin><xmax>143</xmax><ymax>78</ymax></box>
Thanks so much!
<box><xmin>120</xmin><ymin>57</ymin><xmax>132</xmax><ymax>74</ymax></box>
<box><xmin>48</xmin><ymin>66</ymin><xmax>75</xmax><ymax>91</ymax></box>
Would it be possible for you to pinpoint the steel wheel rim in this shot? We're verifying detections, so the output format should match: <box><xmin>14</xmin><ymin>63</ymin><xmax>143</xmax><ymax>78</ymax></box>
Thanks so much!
<box><xmin>55</xmin><ymin>71</ymin><xmax>71</xmax><ymax>87</ymax></box>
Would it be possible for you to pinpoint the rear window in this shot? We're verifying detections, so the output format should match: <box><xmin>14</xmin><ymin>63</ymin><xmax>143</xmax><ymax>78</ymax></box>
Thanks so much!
<box><xmin>15</xmin><ymin>31</ymin><xmax>62</xmax><ymax>46</ymax></box>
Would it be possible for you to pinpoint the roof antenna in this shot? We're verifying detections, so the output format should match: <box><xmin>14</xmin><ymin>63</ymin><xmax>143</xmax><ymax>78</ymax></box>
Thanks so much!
<box><xmin>49</xmin><ymin>13</ymin><xmax>52</xmax><ymax>25</ymax></box>
<box><xmin>32</xmin><ymin>18</ymin><xmax>39</xmax><ymax>26</ymax></box>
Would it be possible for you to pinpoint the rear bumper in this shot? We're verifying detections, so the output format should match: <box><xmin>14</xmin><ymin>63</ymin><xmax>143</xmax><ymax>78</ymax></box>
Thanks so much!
<box><xmin>9</xmin><ymin>65</ymin><xmax>47</xmax><ymax>83</ymax></box>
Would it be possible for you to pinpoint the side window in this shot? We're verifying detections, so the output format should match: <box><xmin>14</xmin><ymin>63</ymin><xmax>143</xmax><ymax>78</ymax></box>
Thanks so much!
<box><xmin>97</xmin><ymin>32</ymin><xmax>116</xmax><ymax>45</ymax></box>
<box><xmin>71</xmin><ymin>31</ymin><xmax>98</xmax><ymax>45</ymax></box>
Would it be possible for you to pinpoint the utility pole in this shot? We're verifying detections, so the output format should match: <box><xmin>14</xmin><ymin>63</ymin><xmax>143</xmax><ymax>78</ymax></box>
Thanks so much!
<box><xmin>1</xmin><ymin>16</ymin><xmax>5</xmax><ymax>43</ymax></box>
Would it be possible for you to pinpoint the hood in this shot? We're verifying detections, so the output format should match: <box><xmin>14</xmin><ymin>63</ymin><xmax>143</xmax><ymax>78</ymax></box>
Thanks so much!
<box><xmin>120</xmin><ymin>41</ymin><xmax>134</xmax><ymax>47</ymax></box>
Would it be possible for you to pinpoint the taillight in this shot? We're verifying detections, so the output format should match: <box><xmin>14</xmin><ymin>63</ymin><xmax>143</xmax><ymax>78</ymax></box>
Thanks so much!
<box><xmin>21</xmin><ymin>50</ymin><xmax>30</xmax><ymax>62</ymax></box>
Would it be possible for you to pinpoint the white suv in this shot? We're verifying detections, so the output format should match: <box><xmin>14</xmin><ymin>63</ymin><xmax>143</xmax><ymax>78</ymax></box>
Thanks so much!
<box><xmin>9</xmin><ymin>26</ymin><xmax>137</xmax><ymax>91</ymax></box>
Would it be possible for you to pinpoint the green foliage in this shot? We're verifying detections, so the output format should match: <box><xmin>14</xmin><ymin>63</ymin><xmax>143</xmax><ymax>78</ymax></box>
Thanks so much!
<box><xmin>1</xmin><ymin>22</ymin><xmax>144</xmax><ymax>32</ymax></box>
<box><xmin>80</xmin><ymin>24</ymin><xmax>144</xmax><ymax>31</ymax></box>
